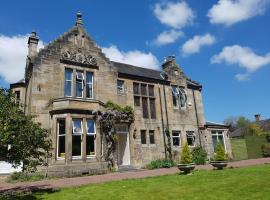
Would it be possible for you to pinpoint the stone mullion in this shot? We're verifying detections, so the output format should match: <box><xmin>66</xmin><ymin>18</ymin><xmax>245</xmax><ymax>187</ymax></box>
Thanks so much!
<box><xmin>66</xmin><ymin>114</ymin><xmax>72</xmax><ymax>164</ymax></box>
<box><xmin>82</xmin><ymin>118</ymin><xmax>87</xmax><ymax>162</ymax></box>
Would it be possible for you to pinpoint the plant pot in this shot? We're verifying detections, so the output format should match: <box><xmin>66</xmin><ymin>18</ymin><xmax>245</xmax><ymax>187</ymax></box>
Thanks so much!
<box><xmin>210</xmin><ymin>161</ymin><xmax>228</xmax><ymax>170</ymax></box>
<box><xmin>177</xmin><ymin>163</ymin><xmax>195</xmax><ymax>174</ymax></box>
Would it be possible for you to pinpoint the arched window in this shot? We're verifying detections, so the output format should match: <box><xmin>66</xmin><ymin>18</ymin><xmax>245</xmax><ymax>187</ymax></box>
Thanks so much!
<box><xmin>172</xmin><ymin>86</ymin><xmax>187</xmax><ymax>108</ymax></box>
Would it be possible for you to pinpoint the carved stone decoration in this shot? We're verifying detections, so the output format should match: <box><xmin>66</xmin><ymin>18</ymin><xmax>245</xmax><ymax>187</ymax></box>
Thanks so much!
<box><xmin>60</xmin><ymin>48</ymin><xmax>98</xmax><ymax>67</ymax></box>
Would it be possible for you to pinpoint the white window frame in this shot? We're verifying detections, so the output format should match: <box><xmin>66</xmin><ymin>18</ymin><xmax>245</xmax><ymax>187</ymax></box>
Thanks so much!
<box><xmin>86</xmin><ymin>72</ymin><xmax>94</xmax><ymax>99</ymax></box>
<box><xmin>172</xmin><ymin>131</ymin><xmax>181</xmax><ymax>147</ymax></box>
<box><xmin>76</xmin><ymin>71</ymin><xmax>84</xmax><ymax>98</ymax></box>
<box><xmin>72</xmin><ymin>119</ymin><xmax>83</xmax><ymax>159</ymax></box>
<box><xmin>86</xmin><ymin>119</ymin><xmax>96</xmax><ymax>158</ymax></box>
<box><xmin>117</xmin><ymin>79</ymin><xmax>125</xmax><ymax>93</ymax></box>
<box><xmin>57</xmin><ymin>119</ymin><xmax>66</xmax><ymax>160</ymax></box>
<box><xmin>65</xmin><ymin>68</ymin><xmax>73</xmax><ymax>97</ymax></box>
<box><xmin>186</xmin><ymin>131</ymin><xmax>195</xmax><ymax>147</ymax></box>
<box><xmin>211</xmin><ymin>131</ymin><xmax>227</xmax><ymax>153</ymax></box>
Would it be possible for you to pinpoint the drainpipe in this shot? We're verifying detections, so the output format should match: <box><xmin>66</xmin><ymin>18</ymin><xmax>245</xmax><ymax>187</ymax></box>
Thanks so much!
<box><xmin>158</xmin><ymin>84</ymin><xmax>167</xmax><ymax>159</ymax></box>
<box><xmin>192</xmin><ymin>89</ymin><xmax>202</xmax><ymax>146</ymax></box>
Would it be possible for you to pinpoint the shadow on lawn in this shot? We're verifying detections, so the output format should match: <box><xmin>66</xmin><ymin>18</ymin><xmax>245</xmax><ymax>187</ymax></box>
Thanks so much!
<box><xmin>0</xmin><ymin>185</ymin><xmax>57</xmax><ymax>200</ymax></box>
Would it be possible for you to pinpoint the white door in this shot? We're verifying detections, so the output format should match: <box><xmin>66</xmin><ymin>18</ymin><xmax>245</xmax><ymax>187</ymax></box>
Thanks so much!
<box><xmin>117</xmin><ymin>132</ymin><xmax>131</xmax><ymax>166</ymax></box>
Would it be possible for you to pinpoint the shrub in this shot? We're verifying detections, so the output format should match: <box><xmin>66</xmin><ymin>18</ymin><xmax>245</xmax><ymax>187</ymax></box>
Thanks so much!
<box><xmin>180</xmin><ymin>143</ymin><xmax>193</xmax><ymax>164</ymax></box>
<box><xmin>213</xmin><ymin>141</ymin><xmax>228</xmax><ymax>161</ymax></box>
<box><xmin>192</xmin><ymin>146</ymin><xmax>207</xmax><ymax>165</ymax></box>
<box><xmin>146</xmin><ymin>159</ymin><xmax>176</xmax><ymax>170</ymax></box>
<box><xmin>261</xmin><ymin>143</ymin><xmax>270</xmax><ymax>157</ymax></box>
<box><xmin>7</xmin><ymin>172</ymin><xmax>44</xmax><ymax>183</ymax></box>
<box><xmin>266</xmin><ymin>133</ymin><xmax>270</xmax><ymax>143</ymax></box>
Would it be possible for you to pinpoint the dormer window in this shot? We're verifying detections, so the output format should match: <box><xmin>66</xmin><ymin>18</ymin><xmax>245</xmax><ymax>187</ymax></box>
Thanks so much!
<box><xmin>172</xmin><ymin>86</ymin><xmax>187</xmax><ymax>108</ymax></box>
<box><xmin>76</xmin><ymin>71</ymin><xmax>84</xmax><ymax>98</ymax></box>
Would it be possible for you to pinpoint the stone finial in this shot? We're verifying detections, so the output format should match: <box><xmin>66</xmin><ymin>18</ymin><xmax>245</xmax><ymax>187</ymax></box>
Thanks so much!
<box><xmin>162</xmin><ymin>55</ymin><xmax>178</xmax><ymax>69</ymax></box>
<box><xmin>76</xmin><ymin>11</ymin><xmax>83</xmax><ymax>26</ymax></box>
<box><xmin>28</xmin><ymin>31</ymin><xmax>39</xmax><ymax>57</ymax></box>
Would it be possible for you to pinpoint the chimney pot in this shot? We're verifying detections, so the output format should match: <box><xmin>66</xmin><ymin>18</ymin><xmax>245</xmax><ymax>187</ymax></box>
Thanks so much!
<box><xmin>254</xmin><ymin>114</ymin><xmax>261</xmax><ymax>122</ymax></box>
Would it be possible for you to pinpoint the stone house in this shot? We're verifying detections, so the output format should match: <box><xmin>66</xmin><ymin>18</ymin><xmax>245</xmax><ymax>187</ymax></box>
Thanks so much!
<box><xmin>9</xmin><ymin>12</ymin><xmax>231</xmax><ymax>176</ymax></box>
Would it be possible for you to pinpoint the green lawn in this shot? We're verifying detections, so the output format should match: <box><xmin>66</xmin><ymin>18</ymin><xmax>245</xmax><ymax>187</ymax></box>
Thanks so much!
<box><xmin>231</xmin><ymin>138</ymin><xmax>248</xmax><ymax>160</ymax></box>
<box><xmin>1</xmin><ymin>165</ymin><xmax>270</xmax><ymax>200</ymax></box>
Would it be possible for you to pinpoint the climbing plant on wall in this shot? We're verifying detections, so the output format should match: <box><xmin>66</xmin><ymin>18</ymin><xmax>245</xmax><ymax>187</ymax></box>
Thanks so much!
<box><xmin>95</xmin><ymin>101</ymin><xmax>134</xmax><ymax>171</ymax></box>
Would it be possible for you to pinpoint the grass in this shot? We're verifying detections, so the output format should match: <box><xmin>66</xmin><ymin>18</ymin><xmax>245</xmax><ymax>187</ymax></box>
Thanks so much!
<box><xmin>1</xmin><ymin>165</ymin><xmax>270</xmax><ymax>200</ymax></box>
<box><xmin>245</xmin><ymin>135</ymin><xmax>267</xmax><ymax>159</ymax></box>
<box><xmin>231</xmin><ymin>138</ymin><xmax>248</xmax><ymax>160</ymax></box>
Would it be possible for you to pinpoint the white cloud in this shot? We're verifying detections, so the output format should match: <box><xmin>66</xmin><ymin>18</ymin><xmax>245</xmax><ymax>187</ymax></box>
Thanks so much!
<box><xmin>0</xmin><ymin>34</ymin><xmax>44</xmax><ymax>83</ymax></box>
<box><xmin>153</xmin><ymin>30</ymin><xmax>184</xmax><ymax>46</ymax></box>
<box><xmin>207</xmin><ymin>0</ymin><xmax>269</xmax><ymax>26</ymax></box>
<box><xmin>154</xmin><ymin>1</ymin><xmax>195</xmax><ymax>29</ymax></box>
<box><xmin>181</xmin><ymin>34</ymin><xmax>216</xmax><ymax>55</ymax></box>
<box><xmin>102</xmin><ymin>45</ymin><xmax>160</xmax><ymax>70</ymax></box>
<box><xmin>211</xmin><ymin>45</ymin><xmax>270</xmax><ymax>80</ymax></box>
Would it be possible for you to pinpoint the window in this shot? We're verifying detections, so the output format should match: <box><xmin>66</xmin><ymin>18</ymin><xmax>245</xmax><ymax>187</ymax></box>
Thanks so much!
<box><xmin>149</xmin><ymin>98</ymin><xmax>156</xmax><ymax>119</ymax></box>
<box><xmin>117</xmin><ymin>80</ymin><xmax>125</xmax><ymax>93</ymax></box>
<box><xmin>65</xmin><ymin>68</ymin><xmax>73</xmax><ymax>97</ymax></box>
<box><xmin>142</xmin><ymin>97</ymin><xmax>149</xmax><ymax>118</ymax></box>
<box><xmin>141</xmin><ymin>84</ymin><xmax>147</xmax><ymax>96</ymax></box>
<box><xmin>72</xmin><ymin>119</ymin><xmax>83</xmax><ymax>158</ymax></box>
<box><xmin>172</xmin><ymin>131</ymin><xmax>181</xmax><ymax>146</ymax></box>
<box><xmin>76</xmin><ymin>71</ymin><xmax>84</xmax><ymax>97</ymax></box>
<box><xmin>86</xmin><ymin>72</ymin><xmax>93</xmax><ymax>98</ymax></box>
<box><xmin>133</xmin><ymin>82</ymin><xmax>140</xmax><ymax>95</ymax></box>
<box><xmin>57</xmin><ymin>119</ymin><xmax>66</xmax><ymax>159</ymax></box>
<box><xmin>149</xmin><ymin>130</ymin><xmax>155</xmax><ymax>144</ymax></box>
<box><xmin>186</xmin><ymin>131</ymin><xmax>195</xmax><ymax>147</ymax></box>
<box><xmin>172</xmin><ymin>86</ymin><xmax>187</xmax><ymax>108</ymax></box>
<box><xmin>15</xmin><ymin>91</ymin><xmax>20</xmax><ymax>101</ymax></box>
<box><xmin>141</xmin><ymin>130</ymin><xmax>146</xmax><ymax>144</ymax></box>
<box><xmin>148</xmin><ymin>85</ymin><xmax>154</xmax><ymax>96</ymax></box>
<box><xmin>134</xmin><ymin>96</ymin><xmax>140</xmax><ymax>106</ymax></box>
<box><xmin>86</xmin><ymin>120</ymin><xmax>96</xmax><ymax>157</ymax></box>
<box><xmin>212</xmin><ymin>131</ymin><xmax>226</xmax><ymax>152</ymax></box>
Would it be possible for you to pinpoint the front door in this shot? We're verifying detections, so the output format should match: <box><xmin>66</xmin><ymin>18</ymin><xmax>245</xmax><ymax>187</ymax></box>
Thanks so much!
<box><xmin>117</xmin><ymin>131</ymin><xmax>131</xmax><ymax>166</ymax></box>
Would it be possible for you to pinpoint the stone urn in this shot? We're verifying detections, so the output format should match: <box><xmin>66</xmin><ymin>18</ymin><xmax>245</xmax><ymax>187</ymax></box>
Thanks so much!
<box><xmin>210</xmin><ymin>161</ymin><xmax>228</xmax><ymax>170</ymax></box>
<box><xmin>177</xmin><ymin>163</ymin><xmax>195</xmax><ymax>174</ymax></box>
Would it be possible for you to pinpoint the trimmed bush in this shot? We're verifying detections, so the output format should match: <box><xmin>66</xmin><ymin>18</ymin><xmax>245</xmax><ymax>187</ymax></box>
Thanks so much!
<box><xmin>261</xmin><ymin>143</ymin><xmax>270</xmax><ymax>157</ymax></box>
<box><xmin>180</xmin><ymin>143</ymin><xmax>193</xmax><ymax>164</ymax></box>
<box><xmin>213</xmin><ymin>141</ymin><xmax>228</xmax><ymax>161</ymax></box>
<box><xmin>146</xmin><ymin>159</ymin><xmax>176</xmax><ymax>170</ymax></box>
<box><xmin>192</xmin><ymin>146</ymin><xmax>207</xmax><ymax>165</ymax></box>
<box><xmin>7</xmin><ymin>172</ymin><xmax>44</xmax><ymax>183</ymax></box>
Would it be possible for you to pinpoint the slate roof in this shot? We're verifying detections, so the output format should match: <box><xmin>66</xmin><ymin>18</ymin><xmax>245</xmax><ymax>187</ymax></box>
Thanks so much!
<box><xmin>205</xmin><ymin>121</ymin><xmax>229</xmax><ymax>129</ymax></box>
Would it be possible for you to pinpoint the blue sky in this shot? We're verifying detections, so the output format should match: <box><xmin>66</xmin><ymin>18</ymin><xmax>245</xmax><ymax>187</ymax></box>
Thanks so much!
<box><xmin>0</xmin><ymin>0</ymin><xmax>269</xmax><ymax>123</ymax></box>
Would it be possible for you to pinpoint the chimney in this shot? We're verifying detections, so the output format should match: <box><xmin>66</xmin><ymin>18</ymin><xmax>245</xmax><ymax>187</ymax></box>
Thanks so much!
<box><xmin>254</xmin><ymin>114</ymin><xmax>261</xmax><ymax>122</ymax></box>
<box><xmin>28</xmin><ymin>31</ymin><xmax>39</xmax><ymax>58</ymax></box>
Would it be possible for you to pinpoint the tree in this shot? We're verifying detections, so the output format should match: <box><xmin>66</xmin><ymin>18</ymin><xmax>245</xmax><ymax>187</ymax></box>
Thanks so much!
<box><xmin>180</xmin><ymin>143</ymin><xmax>193</xmax><ymax>164</ymax></box>
<box><xmin>213</xmin><ymin>141</ymin><xmax>227</xmax><ymax>161</ymax></box>
<box><xmin>0</xmin><ymin>88</ymin><xmax>52</xmax><ymax>172</ymax></box>
<box><xmin>237</xmin><ymin>116</ymin><xmax>250</xmax><ymax>129</ymax></box>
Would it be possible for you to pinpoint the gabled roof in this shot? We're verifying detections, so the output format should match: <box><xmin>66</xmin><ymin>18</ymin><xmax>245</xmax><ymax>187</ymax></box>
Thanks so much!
<box><xmin>10</xmin><ymin>78</ymin><xmax>25</xmax><ymax>88</ymax></box>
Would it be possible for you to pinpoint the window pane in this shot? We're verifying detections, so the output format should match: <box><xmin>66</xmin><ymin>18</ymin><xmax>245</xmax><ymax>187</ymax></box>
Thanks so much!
<box><xmin>141</xmin><ymin>130</ymin><xmax>146</xmax><ymax>144</ymax></box>
<box><xmin>134</xmin><ymin>96</ymin><xmax>140</xmax><ymax>106</ymax></box>
<box><xmin>133</xmin><ymin>83</ymin><xmax>140</xmax><ymax>95</ymax></box>
<box><xmin>179</xmin><ymin>88</ymin><xmax>187</xmax><ymax>107</ymax></box>
<box><xmin>142</xmin><ymin>97</ymin><xmax>149</xmax><ymax>118</ymax></box>
<box><xmin>73</xmin><ymin>119</ymin><xmax>82</xmax><ymax>133</ymax></box>
<box><xmin>212</xmin><ymin>136</ymin><xmax>217</xmax><ymax>151</ymax></box>
<box><xmin>65</xmin><ymin>69</ymin><xmax>73</xmax><ymax>96</ymax></box>
<box><xmin>172</xmin><ymin>131</ymin><xmax>180</xmax><ymax>146</ymax></box>
<box><xmin>72</xmin><ymin>135</ymin><xmax>81</xmax><ymax>157</ymax></box>
<box><xmin>117</xmin><ymin>80</ymin><xmax>124</xmax><ymax>93</ymax></box>
<box><xmin>86</xmin><ymin>135</ymin><xmax>95</xmax><ymax>156</ymax></box>
<box><xmin>150</xmin><ymin>98</ymin><xmax>156</xmax><ymax>119</ymax></box>
<box><xmin>76</xmin><ymin>79</ymin><xmax>83</xmax><ymax>97</ymax></box>
<box><xmin>149</xmin><ymin>130</ymin><xmax>155</xmax><ymax>144</ymax></box>
<box><xmin>86</xmin><ymin>72</ymin><xmax>93</xmax><ymax>98</ymax></box>
<box><xmin>87</xmin><ymin>120</ymin><xmax>95</xmax><ymax>134</ymax></box>
<box><xmin>58</xmin><ymin>119</ymin><xmax>65</xmax><ymax>135</ymax></box>
<box><xmin>58</xmin><ymin>136</ymin><xmax>65</xmax><ymax>157</ymax></box>
<box><xmin>186</xmin><ymin>132</ymin><xmax>195</xmax><ymax>146</ymax></box>
<box><xmin>148</xmin><ymin>85</ymin><xmax>154</xmax><ymax>96</ymax></box>
<box><xmin>76</xmin><ymin>72</ymin><xmax>84</xmax><ymax>80</ymax></box>
<box><xmin>172</xmin><ymin>86</ymin><xmax>178</xmax><ymax>107</ymax></box>
<box><xmin>141</xmin><ymin>84</ymin><xmax>147</xmax><ymax>96</ymax></box>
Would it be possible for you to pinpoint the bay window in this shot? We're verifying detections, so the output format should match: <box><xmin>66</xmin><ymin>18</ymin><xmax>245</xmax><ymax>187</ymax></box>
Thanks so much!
<box><xmin>72</xmin><ymin>119</ymin><xmax>83</xmax><ymax>158</ymax></box>
<box><xmin>212</xmin><ymin>131</ymin><xmax>226</xmax><ymax>152</ymax></box>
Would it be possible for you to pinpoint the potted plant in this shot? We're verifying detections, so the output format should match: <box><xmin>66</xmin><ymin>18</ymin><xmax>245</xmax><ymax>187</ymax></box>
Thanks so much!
<box><xmin>210</xmin><ymin>141</ymin><xmax>228</xmax><ymax>170</ymax></box>
<box><xmin>177</xmin><ymin>143</ymin><xmax>195</xmax><ymax>174</ymax></box>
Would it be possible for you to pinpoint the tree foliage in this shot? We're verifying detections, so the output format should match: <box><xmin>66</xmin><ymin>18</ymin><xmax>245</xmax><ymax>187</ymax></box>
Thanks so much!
<box><xmin>0</xmin><ymin>88</ymin><xmax>51</xmax><ymax>172</ymax></box>
<box><xmin>213</xmin><ymin>141</ymin><xmax>227</xmax><ymax>161</ymax></box>
<box><xmin>192</xmin><ymin>145</ymin><xmax>207</xmax><ymax>165</ymax></box>
<box><xmin>165</xmin><ymin>127</ymin><xmax>172</xmax><ymax>160</ymax></box>
<box><xmin>180</xmin><ymin>143</ymin><xmax>193</xmax><ymax>164</ymax></box>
